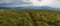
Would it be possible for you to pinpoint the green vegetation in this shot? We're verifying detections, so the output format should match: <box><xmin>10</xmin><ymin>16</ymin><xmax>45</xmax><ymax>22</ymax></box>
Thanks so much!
<box><xmin>0</xmin><ymin>10</ymin><xmax>60</xmax><ymax>26</ymax></box>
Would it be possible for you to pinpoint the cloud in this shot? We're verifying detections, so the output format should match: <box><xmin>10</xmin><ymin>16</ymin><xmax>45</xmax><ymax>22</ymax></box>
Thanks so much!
<box><xmin>39</xmin><ymin>0</ymin><xmax>60</xmax><ymax>8</ymax></box>
<box><xmin>29</xmin><ymin>0</ymin><xmax>54</xmax><ymax>6</ymax></box>
<box><xmin>30</xmin><ymin>0</ymin><xmax>60</xmax><ymax>7</ymax></box>
<box><xmin>0</xmin><ymin>0</ymin><xmax>32</xmax><ymax>5</ymax></box>
<box><xmin>51</xmin><ymin>0</ymin><xmax>60</xmax><ymax>8</ymax></box>
<box><xmin>0</xmin><ymin>0</ymin><xmax>60</xmax><ymax>8</ymax></box>
<box><xmin>29</xmin><ymin>0</ymin><xmax>60</xmax><ymax>8</ymax></box>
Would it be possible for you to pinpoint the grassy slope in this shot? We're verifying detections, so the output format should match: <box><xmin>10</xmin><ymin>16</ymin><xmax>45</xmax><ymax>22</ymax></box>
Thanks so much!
<box><xmin>0</xmin><ymin>10</ymin><xmax>60</xmax><ymax>26</ymax></box>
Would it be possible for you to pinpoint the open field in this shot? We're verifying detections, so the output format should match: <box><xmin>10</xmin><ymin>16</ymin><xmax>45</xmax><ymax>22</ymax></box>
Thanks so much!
<box><xmin>0</xmin><ymin>10</ymin><xmax>60</xmax><ymax>26</ymax></box>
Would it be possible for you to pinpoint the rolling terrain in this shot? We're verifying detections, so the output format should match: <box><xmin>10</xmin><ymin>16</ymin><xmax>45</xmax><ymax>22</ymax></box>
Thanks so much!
<box><xmin>0</xmin><ymin>10</ymin><xmax>60</xmax><ymax>26</ymax></box>
<box><xmin>0</xmin><ymin>6</ymin><xmax>60</xmax><ymax>10</ymax></box>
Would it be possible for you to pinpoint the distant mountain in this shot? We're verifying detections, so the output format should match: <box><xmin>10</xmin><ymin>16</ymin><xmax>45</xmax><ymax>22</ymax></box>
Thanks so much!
<box><xmin>13</xmin><ymin>6</ymin><xmax>58</xmax><ymax>10</ymax></box>
<box><xmin>0</xmin><ymin>6</ymin><xmax>60</xmax><ymax>10</ymax></box>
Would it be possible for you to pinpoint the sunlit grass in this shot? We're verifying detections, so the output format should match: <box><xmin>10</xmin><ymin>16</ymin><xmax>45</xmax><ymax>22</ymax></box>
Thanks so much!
<box><xmin>0</xmin><ymin>10</ymin><xmax>59</xmax><ymax>26</ymax></box>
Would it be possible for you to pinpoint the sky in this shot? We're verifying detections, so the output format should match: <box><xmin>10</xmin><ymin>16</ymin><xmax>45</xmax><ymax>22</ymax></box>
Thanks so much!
<box><xmin>0</xmin><ymin>0</ymin><xmax>60</xmax><ymax>8</ymax></box>
<box><xmin>30</xmin><ymin>0</ymin><xmax>60</xmax><ymax>8</ymax></box>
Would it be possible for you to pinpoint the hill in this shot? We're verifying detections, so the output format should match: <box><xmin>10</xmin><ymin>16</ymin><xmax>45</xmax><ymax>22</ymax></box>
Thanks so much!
<box><xmin>0</xmin><ymin>10</ymin><xmax>60</xmax><ymax>26</ymax></box>
<box><xmin>0</xmin><ymin>6</ymin><xmax>60</xmax><ymax>10</ymax></box>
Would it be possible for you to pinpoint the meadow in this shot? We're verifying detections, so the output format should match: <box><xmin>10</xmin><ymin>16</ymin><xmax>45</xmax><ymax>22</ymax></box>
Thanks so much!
<box><xmin>0</xmin><ymin>10</ymin><xmax>60</xmax><ymax>26</ymax></box>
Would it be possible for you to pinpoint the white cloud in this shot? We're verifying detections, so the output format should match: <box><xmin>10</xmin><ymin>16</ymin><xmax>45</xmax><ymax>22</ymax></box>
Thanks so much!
<box><xmin>0</xmin><ymin>0</ymin><xmax>60</xmax><ymax>8</ymax></box>
<box><xmin>29</xmin><ymin>0</ymin><xmax>60</xmax><ymax>8</ymax></box>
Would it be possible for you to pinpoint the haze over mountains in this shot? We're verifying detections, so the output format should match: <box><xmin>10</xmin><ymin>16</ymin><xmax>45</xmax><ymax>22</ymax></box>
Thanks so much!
<box><xmin>0</xmin><ymin>0</ymin><xmax>60</xmax><ymax>8</ymax></box>
<box><xmin>0</xmin><ymin>0</ymin><xmax>60</xmax><ymax>10</ymax></box>
<box><xmin>0</xmin><ymin>6</ymin><xmax>60</xmax><ymax>11</ymax></box>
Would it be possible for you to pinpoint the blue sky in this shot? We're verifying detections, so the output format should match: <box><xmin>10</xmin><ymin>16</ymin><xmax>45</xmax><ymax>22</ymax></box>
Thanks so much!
<box><xmin>0</xmin><ymin>0</ymin><xmax>60</xmax><ymax>8</ymax></box>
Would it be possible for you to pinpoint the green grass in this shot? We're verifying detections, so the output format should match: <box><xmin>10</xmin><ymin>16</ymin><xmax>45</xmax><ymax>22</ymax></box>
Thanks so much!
<box><xmin>0</xmin><ymin>10</ymin><xmax>60</xmax><ymax>26</ymax></box>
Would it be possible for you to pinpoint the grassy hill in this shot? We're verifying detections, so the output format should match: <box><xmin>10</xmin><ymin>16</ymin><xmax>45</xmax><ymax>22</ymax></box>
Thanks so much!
<box><xmin>0</xmin><ymin>10</ymin><xmax>60</xmax><ymax>26</ymax></box>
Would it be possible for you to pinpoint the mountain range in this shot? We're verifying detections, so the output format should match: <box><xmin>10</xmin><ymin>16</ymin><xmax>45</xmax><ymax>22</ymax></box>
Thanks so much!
<box><xmin>0</xmin><ymin>6</ymin><xmax>60</xmax><ymax>10</ymax></box>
